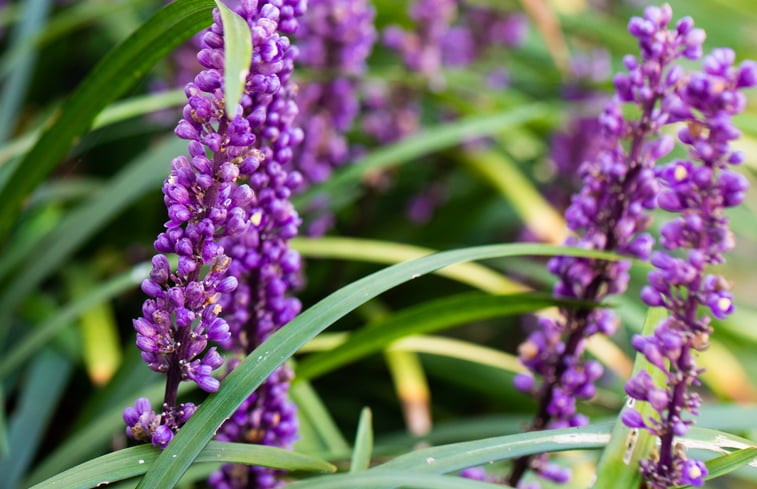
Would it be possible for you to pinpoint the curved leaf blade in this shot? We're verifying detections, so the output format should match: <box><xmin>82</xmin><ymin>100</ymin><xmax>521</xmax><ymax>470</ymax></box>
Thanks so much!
<box><xmin>0</xmin><ymin>0</ymin><xmax>215</xmax><ymax>239</ymax></box>
<box><xmin>292</xmin><ymin>237</ymin><xmax>526</xmax><ymax>294</ymax></box>
<box><xmin>295</xmin><ymin>292</ymin><xmax>558</xmax><ymax>382</ymax></box>
<box><xmin>136</xmin><ymin>243</ymin><xmax>621</xmax><ymax>489</ymax></box>
<box><xmin>30</xmin><ymin>441</ymin><xmax>335</xmax><ymax>489</ymax></box>
<box><xmin>287</xmin><ymin>472</ymin><xmax>513</xmax><ymax>489</ymax></box>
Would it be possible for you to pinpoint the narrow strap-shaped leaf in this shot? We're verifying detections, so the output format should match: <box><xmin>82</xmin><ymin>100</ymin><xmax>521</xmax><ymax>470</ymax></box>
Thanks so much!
<box><xmin>351</xmin><ymin>408</ymin><xmax>374</xmax><ymax>473</ymax></box>
<box><xmin>372</xmin><ymin>423</ymin><xmax>613</xmax><ymax>475</ymax></box>
<box><xmin>0</xmin><ymin>0</ymin><xmax>215</xmax><ymax>239</ymax></box>
<box><xmin>295</xmin><ymin>292</ymin><xmax>560</xmax><ymax>382</ymax></box>
<box><xmin>592</xmin><ymin>307</ymin><xmax>668</xmax><ymax>488</ymax></box>
<box><xmin>292</xmin><ymin>237</ymin><xmax>525</xmax><ymax>294</ymax></box>
<box><xmin>678</xmin><ymin>447</ymin><xmax>757</xmax><ymax>488</ymax></box>
<box><xmin>0</xmin><ymin>89</ymin><xmax>185</xmax><ymax>166</ymax></box>
<box><xmin>214</xmin><ymin>0</ymin><xmax>252</xmax><ymax>116</ymax></box>
<box><xmin>288</xmin><ymin>472</ymin><xmax>511</xmax><ymax>489</ymax></box>
<box><xmin>136</xmin><ymin>243</ymin><xmax>621</xmax><ymax>489</ymax></box>
<box><xmin>388</xmin><ymin>336</ymin><xmax>523</xmax><ymax>373</ymax></box>
<box><xmin>29</xmin><ymin>441</ymin><xmax>335</xmax><ymax>489</ymax></box>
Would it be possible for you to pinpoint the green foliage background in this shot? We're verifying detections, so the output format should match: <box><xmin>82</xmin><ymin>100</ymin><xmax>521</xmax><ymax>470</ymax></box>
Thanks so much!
<box><xmin>0</xmin><ymin>0</ymin><xmax>756</xmax><ymax>488</ymax></box>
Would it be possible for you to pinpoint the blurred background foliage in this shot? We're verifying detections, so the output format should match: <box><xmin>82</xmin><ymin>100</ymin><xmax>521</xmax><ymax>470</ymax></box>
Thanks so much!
<box><xmin>1</xmin><ymin>0</ymin><xmax>757</xmax><ymax>488</ymax></box>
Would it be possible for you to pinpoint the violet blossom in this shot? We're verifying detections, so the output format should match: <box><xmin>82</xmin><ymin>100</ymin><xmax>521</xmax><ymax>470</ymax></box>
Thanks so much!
<box><xmin>510</xmin><ymin>4</ymin><xmax>706</xmax><ymax>486</ymax></box>
<box><xmin>203</xmin><ymin>1</ymin><xmax>307</xmax><ymax>488</ymax></box>
<box><xmin>622</xmin><ymin>44</ymin><xmax>756</xmax><ymax>488</ymax></box>
<box><xmin>124</xmin><ymin>4</ymin><xmax>307</xmax><ymax>477</ymax></box>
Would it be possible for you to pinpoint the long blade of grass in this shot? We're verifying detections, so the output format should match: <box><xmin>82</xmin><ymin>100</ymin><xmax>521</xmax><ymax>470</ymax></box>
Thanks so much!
<box><xmin>0</xmin><ymin>0</ymin><xmax>215</xmax><ymax>238</ymax></box>
<box><xmin>0</xmin><ymin>89</ymin><xmax>185</xmax><ymax>167</ymax></box>
<box><xmin>295</xmin><ymin>292</ymin><xmax>558</xmax><ymax>382</ymax></box>
<box><xmin>288</xmin><ymin>472</ymin><xmax>511</xmax><ymax>489</ymax></box>
<box><xmin>291</xmin><ymin>237</ymin><xmax>526</xmax><ymax>294</ymax></box>
<box><xmin>388</xmin><ymin>336</ymin><xmax>524</xmax><ymax>374</ymax></box>
<box><xmin>30</xmin><ymin>441</ymin><xmax>335</xmax><ymax>489</ymax></box>
<box><xmin>136</xmin><ymin>243</ymin><xmax>621</xmax><ymax>488</ymax></box>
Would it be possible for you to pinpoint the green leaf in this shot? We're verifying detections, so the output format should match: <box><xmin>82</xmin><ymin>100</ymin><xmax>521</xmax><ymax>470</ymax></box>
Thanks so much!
<box><xmin>372</xmin><ymin>423</ymin><xmax>612</xmax><ymax>476</ymax></box>
<box><xmin>593</xmin><ymin>307</ymin><xmax>668</xmax><ymax>489</ymax></box>
<box><xmin>295</xmin><ymin>292</ymin><xmax>559</xmax><ymax>382</ymax></box>
<box><xmin>291</xmin><ymin>237</ymin><xmax>526</xmax><ymax>294</ymax></box>
<box><xmin>0</xmin><ymin>0</ymin><xmax>215</xmax><ymax>238</ymax></box>
<box><xmin>685</xmin><ymin>447</ymin><xmax>757</xmax><ymax>487</ymax></box>
<box><xmin>292</xmin><ymin>104</ymin><xmax>553</xmax><ymax>210</ymax></box>
<box><xmin>136</xmin><ymin>243</ymin><xmax>621</xmax><ymax>489</ymax></box>
<box><xmin>214</xmin><ymin>0</ymin><xmax>252</xmax><ymax>117</ymax></box>
<box><xmin>22</xmin><ymin>378</ymin><xmax>195</xmax><ymax>487</ymax></box>
<box><xmin>0</xmin><ymin>89</ymin><xmax>185</xmax><ymax>167</ymax></box>
<box><xmin>388</xmin><ymin>336</ymin><xmax>523</xmax><ymax>374</ymax></box>
<box><xmin>351</xmin><ymin>408</ymin><xmax>374</xmax><ymax>473</ymax></box>
<box><xmin>288</xmin><ymin>472</ymin><xmax>512</xmax><ymax>489</ymax></box>
<box><xmin>29</xmin><ymin>441</ymin><xmax>335</xmax><ymax>489</ymax></box>
<box><xmin>0</xmin><ymin>0</ymin><xmax>51</xmax><ymax>141</ymax></box>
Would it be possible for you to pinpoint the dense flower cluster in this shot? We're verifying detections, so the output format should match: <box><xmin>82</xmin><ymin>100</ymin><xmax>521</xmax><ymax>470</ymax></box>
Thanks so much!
<box><xmin>510</xmin><ymin>4</ymin><xmax>707</xmax><ymax>486</ymax></box>
<box><xmin>204</xmin><ymin>1</ymin><xmax>307</xmax><ymax>488</ymax></box>
<box><xmin>622</xmin><ymin>44</ymin><xmax>756</xmax><ymax>488</ymax></box>
<box><xmin>124</xmin><ymin>3</ymin><xmax>308</xmax><ymax>477</ymax></box>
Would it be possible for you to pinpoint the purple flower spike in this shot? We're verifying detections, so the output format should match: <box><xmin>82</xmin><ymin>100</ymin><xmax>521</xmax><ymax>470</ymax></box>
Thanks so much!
<box><xmin>197</xmin><ymin>1</ymin><xmax>308</xmax><ymax>487</ymax></box>
<box><xmin>623</xmin><ymin>8</ymin><xmax>755</xmax><ymax>486</ymax></box>
<box><xmin>125</xmin><ymin>2</ymin><xmax>309</xmax><ymax>470</ymax></box>
<box><xmin>510</xmin><ymin>3</ymin><xmax>713</xmax><ymax>487</ymax></box>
